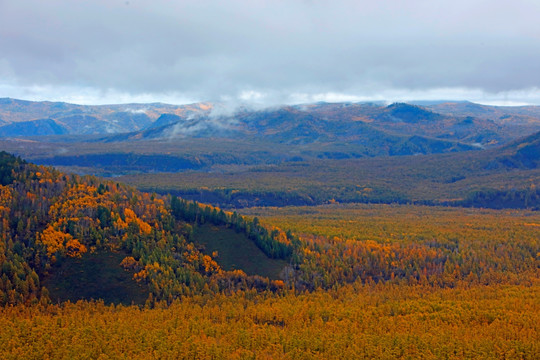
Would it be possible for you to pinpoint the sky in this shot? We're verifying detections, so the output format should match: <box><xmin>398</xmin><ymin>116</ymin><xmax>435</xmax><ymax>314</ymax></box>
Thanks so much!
<box><xmin>1</xmin><ymin>0</ymin><xmax>540</xmax><ymax>106</ymax></box>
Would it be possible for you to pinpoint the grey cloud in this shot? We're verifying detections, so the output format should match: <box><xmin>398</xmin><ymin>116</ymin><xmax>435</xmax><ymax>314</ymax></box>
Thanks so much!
<box><xmin>1</xmin><ymin>0</ymin><xmax>540</xmax><ymax>104</ymax></box>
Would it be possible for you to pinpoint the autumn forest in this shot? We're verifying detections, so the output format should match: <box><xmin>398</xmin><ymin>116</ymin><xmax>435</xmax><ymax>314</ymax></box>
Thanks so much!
<box><xmin>3</xmin><ymin>0</ymin><xmax>540</xmax><ymax>355</ymax></box>
<box><xmin>0</xmin><ymin>148</ymin><xmax>538</xmax><ymax>359</ymax></box>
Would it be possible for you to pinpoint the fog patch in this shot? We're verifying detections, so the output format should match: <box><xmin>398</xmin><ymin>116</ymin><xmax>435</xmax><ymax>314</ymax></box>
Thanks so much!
<box><xmin>123</xmin><ymin>107</ymin><xmax>148</xmax><ymax>114</ymax></box>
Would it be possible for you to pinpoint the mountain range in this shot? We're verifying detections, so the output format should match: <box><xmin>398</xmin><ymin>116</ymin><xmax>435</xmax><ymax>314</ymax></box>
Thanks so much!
<box><xmin>0</xmin><ymin>97</ymin><xmax>213</xmax><ymax>135</ymax></box>
<box><xmin>114</xmin><ymin>130</ymin><xmax>540</xmax><ymax>209</ymax></box>
<box><xmin>1</xmin><ymin>98</ymin><xmax>540</xmax><ymax>150</ymax></box>
<box><xmin>0</xmin><ymin>98</ymin><xmax>539</xmax><ymax>181</ymax></box>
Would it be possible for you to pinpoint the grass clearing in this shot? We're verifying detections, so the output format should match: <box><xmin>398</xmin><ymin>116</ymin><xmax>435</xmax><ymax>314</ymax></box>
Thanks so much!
<box><xmin>43</xmin><ymin>251</ymin><xmax>149</xmax><ymax>305</ymax></box>
<box><xmin>193</xmin><ymin>223</ymin><xmax>287</xmax><ymax>279</ymax></box>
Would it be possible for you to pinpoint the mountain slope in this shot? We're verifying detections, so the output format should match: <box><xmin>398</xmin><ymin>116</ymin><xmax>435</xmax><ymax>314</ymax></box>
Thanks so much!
<box><xmin>2</xmin><ymin>98</ymin><xmax>540</xmax><ymax>147</ymax></box>
<box><xmin>426</xmin><ymin>101</ymin><xmax>540</xmax><ymax>133</ymax></box>
<box><xmin>117</xmin><ymin>102</ymin><xmax>532</xmax><ymax>149</ymax></box>
<box><xmin>0</xmin><ymin>98</ymin><xmax>213</xmax><ymax>135</ymax></box>
<box><xmin>0</xmin><ymin>152</ymin><xmax>292</xmax><ymax>305</ymax></box>
<box><xmin>494</xmin><ymin>130</ymin><xmax>540</xmax><ymax>169</ymax></box>
<box><xmin>116</xmin><ymin>130</ymin><xmax>540</xmax><ymax>210</ymax></box>
<box><xmin>300</xmin><ymin>102</ymin><xmax>509</xmax><ymax>147</ymax></box>
<box><xmin>146</xmin><ymin>113</ymin><xmax>185</xmax><ymax>129</ymax></box>
<box><xmin>0</xmin><ymin>118</ymin><xmax>68</xmax><ymax>136</ymax></box>
<box><xmin>114</xmin><ymin>106</ymin><xmax>478</xmax><ymax>154</ymax></box>
<box><xmin>378</xmin><ymin>102</ymin><xmax>443</xmax><ymax>123</ymax></box>
<box><xmin>2</xmin><ymin>98</ymin><xmax>540</xmax><ymax>177</ymax></box>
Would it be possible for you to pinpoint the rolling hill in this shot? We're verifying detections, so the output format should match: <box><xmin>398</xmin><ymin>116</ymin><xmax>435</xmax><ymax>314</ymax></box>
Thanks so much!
<box><xmin>0</xmin><ymin>98</ymin><xmax>213</xmax><ymax>135</ymax></box>
<box><xmin>101</xmin><ymin>102</ymin><xmax>524</xmax><ymax>149</ymax></box>
<box><xmin>0</xmin><ymin>98</ymin><xmax>539</xmax><ymax>199</ymax></box>
<box><xmin>0</xmin><ymin>118</ymin><xmax>68</xmax><ymax>136</ymax></box>
<box><xmin>1</xmin><ymin>155</ymin><xmax>538</xmax><ymax>358</ymax></box>
<box><xmin>1</xmin><ymin>98</ymin><xmax>540</xmax><ymax>148</ymax></box>
<box><xmin>495</xmin><ymin>130</ymin><xmax>540</xmax><ymax>169</ymax></box>
<box><xmin>0</xmin><ymin>151</ymin><xmax>291</xmax><ymax>306</ymax></box>
<box><xmin>117</xmin><ymin>130</ymin><xmax>540</xmax><ymax>210</ymax></box>
<box><xmin>109</xmin><ymin>105</ymin><xmax>477</xmax><ymax>156</ymax></box>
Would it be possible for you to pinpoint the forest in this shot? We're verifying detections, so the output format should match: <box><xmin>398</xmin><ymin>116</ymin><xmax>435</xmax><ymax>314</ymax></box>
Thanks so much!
<box><xmin>0</xmin><ymin>151</ymin><xmax>538</xmax><ymax>358</ymax></box>
<box><xmin>0</xmin><ymin>151</ymin><xmax>290</xmax><ymax>306</ymax></box>
<box><xmin>118</xmin><ymin>155</ymin><xmax>540</xmax><ymax>209</ymax></box>
<box><xmin>3</xmin><ymin>0</ymin><xmax>540</xmax><ymax>356</ymax></box>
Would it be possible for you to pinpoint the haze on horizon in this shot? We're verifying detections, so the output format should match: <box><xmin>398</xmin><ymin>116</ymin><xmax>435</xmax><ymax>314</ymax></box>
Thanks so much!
<box><xmin>1</xmin><ymin>0</ymin><xmax>540</xmax><ymax>106</ymax></box>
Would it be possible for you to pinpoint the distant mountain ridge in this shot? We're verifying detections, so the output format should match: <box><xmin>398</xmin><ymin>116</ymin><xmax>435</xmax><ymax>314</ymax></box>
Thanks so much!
<box><xmin>494</xmin><ymin>130</ymin><xmax>540</xmax><ymax>169</ymax></box>
<box><xmin>0</xmin><ymin>118</ymin><xmax>68</xmax><ymax>136</ymax></box>
<box><xmin>1</xmin><ymin>98</ymin><xmax>540</xmax><ymax>154</ymax></box>
<box><xmin>0</xmin><ymin>98</ymin><xmax>213</xmax><ymax>135</ymax></box>
<box><xmin>147</xmin><ymin>113</ymin><xmax>184</xmax><ymax>129</ymax></box>
<box><xmin>107</xmin><ymin>102</ymin><xmax>533</xmax><ymax>152</ymax></box>
<box><xmin>104</xmin><ymin>104</ymin><xmax>477</xmax><ymax>157</ymax></box>
<box><xmin>379</xmin><ymin>103</ymin><xmax>443</xmax><ymax>123</ymax></box>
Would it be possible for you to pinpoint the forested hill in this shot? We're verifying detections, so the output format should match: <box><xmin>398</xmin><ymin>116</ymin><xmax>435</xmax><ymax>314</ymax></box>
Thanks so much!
<box><xmin>1</xmin><ymin>152</ymin><xmax>538</xmax><ymax>312</ymax></box>
<box><xmin>0</xmin><ymin>151</ymin><xmax>292</xmax><ymax>306</ymax></box>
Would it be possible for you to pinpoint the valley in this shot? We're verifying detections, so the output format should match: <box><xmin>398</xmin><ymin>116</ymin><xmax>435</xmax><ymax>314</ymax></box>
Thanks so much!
<box><xmin>0</xmin><ymin>99</ymin><xmax>539</xmax><ymax>359</ymax></box>
<box><xmin>4</xmin><ymin>0</ymin><xmax>540</xmax><ymax>357</ymax></box>
<box><xmin>1</xmin><ymin>98</ymin><xmax>539</xmax><ymax>210</ymax></box>
<box><xmin>117</xmin><ymin>143</ymin><xmax>540</xmax><ymax>209</ymax></box>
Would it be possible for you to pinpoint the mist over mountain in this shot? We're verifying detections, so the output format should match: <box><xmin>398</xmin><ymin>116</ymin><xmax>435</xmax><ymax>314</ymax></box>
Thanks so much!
<box><xmin>2</xmin><ymin>98</ymin><xmax>539</xmax><ymax>150</ymax></box>
<box><xmin>0</xmin><ymin>98</ymin><xmax>213</xmax><ymax>135</ymax></box>
<box><xmin>1</xmin><ymin>98</ymin><xmax>540</xmax><ymax>175</ymax></box>
<box><xmin>102</xmin><ymin>101</ymin><xmax>539</xmax><ymax>152</ymax></box>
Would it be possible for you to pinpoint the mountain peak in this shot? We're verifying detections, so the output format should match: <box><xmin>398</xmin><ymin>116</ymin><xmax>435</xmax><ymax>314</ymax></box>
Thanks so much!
<box><xmin>384</xmin><ymin>103</ymin><xmax>440</xmax><ymax>123</ymax></box>
<box><xmin>0</xmin><ymin>118</ymin><xmax>68</xmax><ymax>137</ymax></box>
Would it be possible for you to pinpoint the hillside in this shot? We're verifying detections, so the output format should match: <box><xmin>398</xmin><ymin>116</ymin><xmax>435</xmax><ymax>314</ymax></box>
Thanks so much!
<box><xmin>0</xmin><ymin>98</ymin><xmax>213</xmax><ymax>135</ymax></box>
<box><xmin>3</xmin><ymin>150</ymin><xmax>537</xmax><ymax>307</ymax></box>
<box><xmin>0</xmin><ymin>118</ymin><xmax>68</xmax><ymax>136</ymax></box>
<box><xmin>495</xmin><ymin>130</ymin><xmax>540</xmax><ymax>169</ymax></box>
<box><xmin>293</xmin><ymin>101</ymin><xmax>538</xmax><ymax>146</ymax></box>
<box><xmin>105</xmin><ymin>102</ymin><xmax>515</xmax><ymax>150</ymax></box>
<box><xmin>2</xmin><ymin>99</ymin><xmax>540</xmax><ymax>179</ymax></box>
<box><xmin>2</xmin><ymin>98</ymin><xmax>540</xmax><ymax>149</ymax></box>
<box><xmin>0</xmin><ymin>152</ymin><xmax>291</xmax><ymax>306</ymax></box>
<box><xmin>0</xmin><ymin>135</ymin><xmax>479</xmax><ymax>177</ymax></box>
<box><xmin>1</xmin><ymin>154</ymin><xmax>538</xmax><ymax>358</ymax></box>
<box><xmin>0</xmin><ymin>129</ymin><xmax>536</xmax><ymax>211</ymax></box>
<box><xmin>428</xmin><ymin>101</ymin><xmax>540</xmax><ymax>124</ymax></box>
<box><xmin>117</xmin><ymin>131</ymin><xmax>540</xmax><ymax>210</ymax></box>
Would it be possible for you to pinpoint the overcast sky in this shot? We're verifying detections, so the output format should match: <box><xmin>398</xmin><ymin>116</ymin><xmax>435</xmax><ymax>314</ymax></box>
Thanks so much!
<box><xmin>1</xmin><ymin>0</ymin><xmax>540</xmax><ymax>105</ymax></box>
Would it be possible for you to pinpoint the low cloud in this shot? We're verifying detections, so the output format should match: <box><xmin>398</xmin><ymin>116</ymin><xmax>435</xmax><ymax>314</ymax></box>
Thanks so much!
<box><xmin>124</xmin><ymin>108</ymin><xmax>148</xmax><ymax>114</ymax></box>
<box><xmin>167</xmin><ymin>115</ymin><xmax>238</xmax><ymax>139</ymax></box>
<box><xmin>1</xmin><ymin>1</ymin><xmax>540</xmax><ymax>105</ymax></box>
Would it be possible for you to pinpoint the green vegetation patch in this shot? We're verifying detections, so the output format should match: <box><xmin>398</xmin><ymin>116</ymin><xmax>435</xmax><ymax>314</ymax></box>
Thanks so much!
<box><xmin>193</xmin><ymin>224</ymin><xmax>287</xmax><ymax>279</ymax></box>
<box><xmin>44</xmin><ymin>251</ymin><xmax>148</xmax><ymax>305</ymax></box>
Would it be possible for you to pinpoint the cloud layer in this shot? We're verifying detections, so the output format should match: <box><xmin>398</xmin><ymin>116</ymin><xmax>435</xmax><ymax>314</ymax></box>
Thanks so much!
<box><xmin>1</xmin><ymin>0</ymin><xmax>540</xmax><ymax>105</ymax></box>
